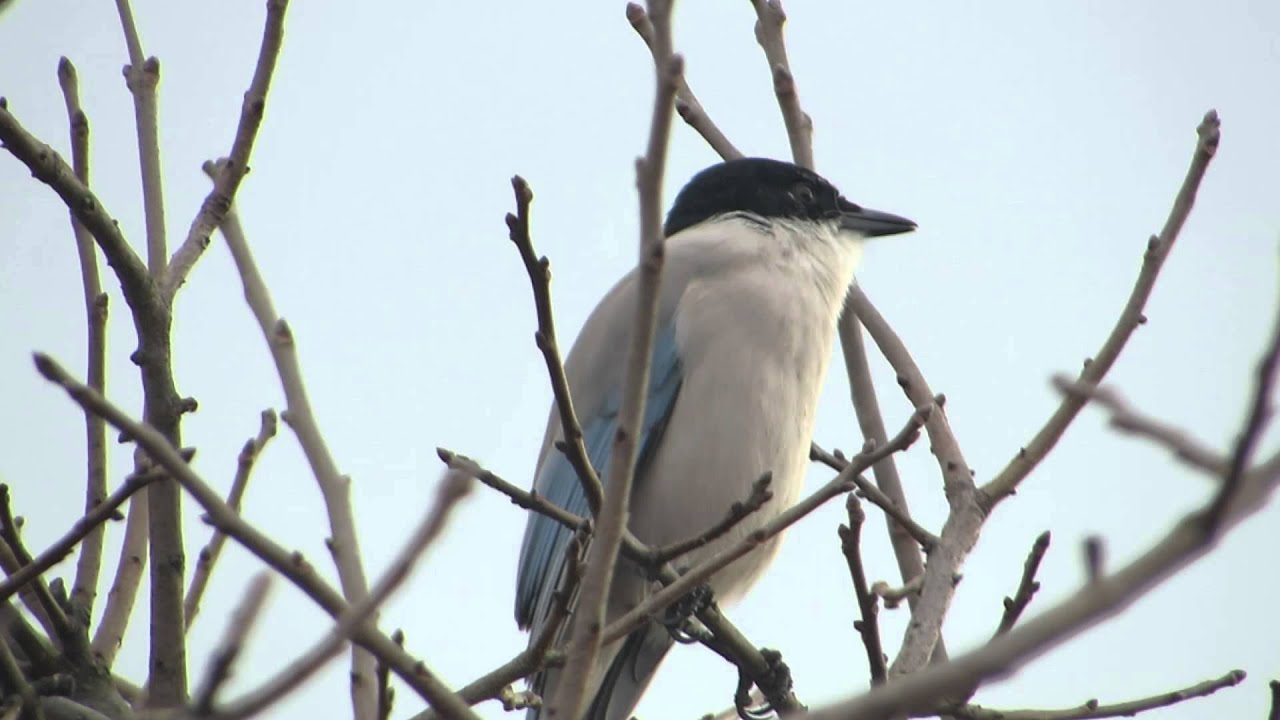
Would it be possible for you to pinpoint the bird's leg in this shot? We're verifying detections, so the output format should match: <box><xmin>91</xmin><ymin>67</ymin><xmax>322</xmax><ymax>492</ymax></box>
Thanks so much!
<box><xmin>753</xmin><ymin>648</ymin><xmax>794</xmax><ymax>716</ymax></box>
<box><xmin>660</xmin><ymin>583</ymin><xmax>715</xmax><ymax>644</ymax></box>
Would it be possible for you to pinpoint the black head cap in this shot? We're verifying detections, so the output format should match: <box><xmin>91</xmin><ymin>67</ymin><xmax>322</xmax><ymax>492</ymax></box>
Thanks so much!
<box><xmin>663</xmin><ymin>157</ymin><xmax>916</xmax><ymax>239</ymax></box>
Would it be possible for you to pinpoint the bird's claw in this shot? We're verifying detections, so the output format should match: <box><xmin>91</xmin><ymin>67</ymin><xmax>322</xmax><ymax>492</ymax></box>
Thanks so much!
<box><xmin>662</xmin><ymin>584</ymin><xmax>715</xmax><ymax>644</ymax></box>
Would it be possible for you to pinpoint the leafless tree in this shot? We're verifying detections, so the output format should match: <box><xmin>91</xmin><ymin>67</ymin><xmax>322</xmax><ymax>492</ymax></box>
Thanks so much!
<box><xmin>0</xmin><ymin>1</ymin><xmax>1275</xmax><ymax>720</ymax></box>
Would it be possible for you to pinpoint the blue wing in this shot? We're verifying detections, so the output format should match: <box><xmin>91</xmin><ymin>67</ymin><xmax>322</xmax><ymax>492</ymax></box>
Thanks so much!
<box><xmin>515</xmin><ymin>319</ymin><xmax>684</xmax><ymax>630</ymax></box>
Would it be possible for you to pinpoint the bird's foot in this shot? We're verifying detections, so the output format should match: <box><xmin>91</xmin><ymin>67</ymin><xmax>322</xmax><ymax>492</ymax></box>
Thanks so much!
<box><xmin>735</xmin><ymin>648</ymin><xmax>794</xmax><ymax>720</ymax></box>
<box><xmin>662</xmin><ymin>583</ymin><xmax>715</xmax><ymax>644</ymax></box>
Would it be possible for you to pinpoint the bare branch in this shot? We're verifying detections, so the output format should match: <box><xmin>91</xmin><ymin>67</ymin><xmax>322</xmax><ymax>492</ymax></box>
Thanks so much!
<box><xmin>438</xmin><ymin>448</ymin><xmax>588</xmax><ymax>533</ymax></box>
<box><xmin>0</xmin><ymin>488</ymin><xmax>75</xmax><ymax>652</ymax></box>
<box><xmin>90</xmin><ymin>492</ymin><xmax>147</xmax><ymax>667</ymax></box>
<box><xmin>205</xmin><ymin>167</ymin><xmax>377</xmax><ymax>718</ymax></box>
<box><xmin>811</xmin><ymin>442</ymin><xmax>938</xmax><ymax>551</ymax></box>
<box><xmin>32</xmin><ymin>353</ymin><xmax>479</xmax><ymax>719</ymax></box>
<box><xmin>56</xmin><ymin>57</ymin><xmax>110</xmax><ymax>627</ymax></box>
<box><xmin>939</xmin><ymin>668</ymin><xmax>1245</xmax><ymax>720</ymax></box>
<box><xmin>0</xmin><ymin>634</ymin><xmax>42</xmax><ymax>720</ymax></box>
<box><xmin>504</xmin><ymin>176</ymin><xmax>604</xmax><ymax>514</ymax></box>
<box><xmin>993</xmin><ymin>531</ymin><xmax>1051</xmax><ymax>637</ymax></box>
<box><xmin>870</xmin><ymin>576</ymin><xmax>922</xmax><ymax>610</ymax></box>
<box><xmin>625</xmin><ymin>2</ymin><xmax>743</xmax><ymax>161</ymax></box>
<box><xmin>747</xmin><ymin>0</ymin><xmax>812</xmax><ymax>169</ymax></box>
<box><xmin>982</xmin><ymin>110</ymin><xmax>1223</xmax><ymax>507</ymax></box>
<box><xmin>185</xmin><ymin>410</ymin><xmax>279</xmax><ymax>629</ymax></box>
<box><xmin>191</xmin><ymin>573</ymin><xmax>273</xmax><ymax>713</ymax></box>
<box><xmin>1206</xmin><ymin>257</ymin><xmax>1280</xmax><ymax>531</ymax></box>
<box><xmin>550</xmin><ymin>0</ymin><xmax>682</xmax><ymax>714</ymax></box>
<box><xmin>1049</xmin><ymin>379</ymin><xmax>1225</xmax><ymax>476</ymax></box>
<box><xmin>0</xmin><ymin>471</ymin><xmax>155</xmax><ymax>610</ymax></box>
<box><xmin>838</xmin><ymin>495</ymin><xmax>885</xmax><ymax>685</ymax></box>
<box><xmin>602</xmin><ymin>401</ymin><xmax>930</xmax><ymax>646</ymax></box>
<box><xmin>165</xmin><ymin>0</ymin><xmax>290</xmax><ymax>300</ymax></box>
<box><xmin>208</xmin><ymin>471</ymin><xmax>472</xmax><ymax>720</ymax></box>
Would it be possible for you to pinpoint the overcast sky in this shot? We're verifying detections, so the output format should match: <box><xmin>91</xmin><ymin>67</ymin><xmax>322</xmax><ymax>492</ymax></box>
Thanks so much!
<box><xmin>2</xmin><ymin>1</ymin><xmax>1278</xmax><ymax>718</ymax></box>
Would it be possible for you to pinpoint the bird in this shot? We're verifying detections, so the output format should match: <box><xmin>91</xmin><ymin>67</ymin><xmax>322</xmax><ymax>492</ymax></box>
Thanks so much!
<box><xmin>514</xmin><ymin>156</ymin><xmax>916</xmax><ymax>720</ymax></box>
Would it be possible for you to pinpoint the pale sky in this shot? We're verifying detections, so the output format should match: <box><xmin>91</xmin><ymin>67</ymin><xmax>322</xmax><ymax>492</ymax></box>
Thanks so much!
<box><xmin>1</xmin><ymin>1</ymin><xmax>1278</xmax><ymax>719</ymax></box>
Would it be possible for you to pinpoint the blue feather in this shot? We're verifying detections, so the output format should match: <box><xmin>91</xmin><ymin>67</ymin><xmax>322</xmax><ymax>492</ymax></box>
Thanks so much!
<box><xmin>515</xmin><ymin>320</ymin><xmax>684</xmax><ymax>630</ymax></box>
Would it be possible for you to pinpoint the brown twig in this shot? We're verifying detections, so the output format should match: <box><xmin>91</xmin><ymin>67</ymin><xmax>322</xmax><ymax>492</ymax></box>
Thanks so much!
<box><xmin>747</xmin><ymin>0</ymin><xmax>812</xmax><ymax>170</ymax></box>
<box><xmin>939</xmin><ymin>668</ymin><xmax>1245</xmax><ymax>720</ymax></box>
<box><xmin>185</xmin><ymin>410</ymin><xmax>278</xmax><ymax>630</ymax></box>
<box><xmin>56</xmin><ymin>57</ymin><xmax>110</xmax><ymax>628</ymax></box>
<box><xmin>438</xmin><ymin>448</ymin><xmax>589</xmax><ymax>533</ymax></box>
<box><xmin>0</xmin><ymin>488</ymin><xmax>75</xmax><ymax>652</ymax></box>
<box><xmin>90</xmin><ymin>490</ymin><xmax>148</xmax><ymax>667</ymax></box>
<box><xmin>838</xmin><ymin>495</ymin><xmax>885</xmax><ymax>685</ymax></box>
<box><xmin>164</xmin><ymin>0</ymin><xmax>291</xmax><ymax>300</ymax></box>
<box><xmin>207</xmin><ymin>471</ymin><xmax>472</xmax><ymax>720</ymax></box>
<box><xmin>550</xmin><ymin>0</ymin><xmax>682</xmax><ymax>715</ymax></box>
<box><xmin>993</xmin><ymin>531</ymin><xmax>1051</xmax><ymax>637</ymax></box>
<box><xmin>810</xmin><ymin>442</ymin><xmax>938</xmax><ymax>551</ymax></box>
<box><xmin>625</xmin><ymin>2</ymin><xmax>743</xmax><ymax>161</ymax></box>
<box><xmin>651</xmin><ymin>473</ymin><xmax>774</xmax><ymax>565</ymax></box>
<box><xmin>204</xmin><ymin>164</ymin><xmax>377</xmax><ymax>718</ymax></box>
<box><xmin>504</xmin><ymin>176</ymin><xmax>604</xmax><ymax>515</ymax></box>
<box><xmin>32</xmin><ymin>353</ymin><xmax>478</xmax><ymax>719</ymax></box>
<box><xmin>191</xmin><ymin>573</ymin><xmax>273</xmax><ymax>713</ymax></box>
<box><xmin>0</xmin><ymin>635</ymin><xmax>43</xmax><ymax>720</ymax></box>
<box><xmin>981</xmin><ymin>110</ymin><xmax>1223</xmax><ymax>508</ymax></box>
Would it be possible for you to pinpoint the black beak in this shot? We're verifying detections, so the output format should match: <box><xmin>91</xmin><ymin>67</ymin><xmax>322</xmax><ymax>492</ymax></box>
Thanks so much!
<box><xmin>837</xmin><ymin>198</ymin><xmax>916</xmax><ymax>237</ymax></box>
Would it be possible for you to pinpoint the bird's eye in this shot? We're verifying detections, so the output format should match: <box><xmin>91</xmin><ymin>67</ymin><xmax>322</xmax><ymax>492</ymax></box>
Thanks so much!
<box><xmin>792</xmin><ymin>183</ymin><xmax>816</xmax><ymax>206</ymax></box>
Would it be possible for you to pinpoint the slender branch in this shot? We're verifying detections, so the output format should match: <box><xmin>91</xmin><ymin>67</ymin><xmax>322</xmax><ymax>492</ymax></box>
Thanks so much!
<box><xmin>1206</xmin><ymin>256</ymin><xmax>1280</xmax><ymax>531</ymax></box>
<box><xmin>747</xmin><ymin>0</ymin><xmax>812</xmax><ymax>169</ymax></box>
<box><xmin>981</xmin><ymin>110</ymin><xmax>1223</xmax><ymax>507</ymax></box>
<box><xmin>164</xmin><ymin>0</ymin><xmax>290</xmax><ymax>300</ymax></box>
<box><xmin>112</xmin><ymin>0</ymin><xmax>166</xmax><ymax>277</ymax></box>
<box><xmin>1049</xmin><ymin>380</ymin><xmax>1225</xmax><ymax>476</ymax></box>
<box><xmin>0</xmin><ymin>635</ymin><xmax>43</xmax><ymax>720</ymax></box>
<box><xmin>993</xmin><ymin>531</ymin><xmax>1051</xmax><ymax>637</ymax></box>
<box><xmin>811</xmin><ymin>442</ymin><xmax>938</xmax><ymax>551</ymax></box>
<box><xmin>504</xmin><ymin>176</ymin><xmax>604</xmax><ymax>514</ymax></box>
<box><xmin>651</xmin><ymin>473</ymin><xmax>773</xmax><ymax>565</ymax></box>
<box><xmin>205</xmin><ymin>166</ymin><xmax>377</xmax><ymax>719</ymax></box>
<box><xmin>56</xmin><ymin>57</ymin><xmax>110</xmax><ymax>627</ymax></box>
<box><xmin>625</xmin><ymin>2</ymin><xmax>743</xmax><ymax>161</ymax></box>
<box><xmin>838</xmin><ymin>495</ymin><xmax>885</xmax><ymax>685</ymax></box>
<box><xmin>602</xmin><ymin>402</ymin><xmax>929</xmax><ymax>646</ymax></box>
<box><xmin>550</xmin><ymin>0</ymin><xmax>682</xmax><ymax>715</ymax></box>
<box><xmin>871</xmin><ymin>576</ymin><xmax>923</xmax><ymax>609</ymax></box>
<box><xmin>0</xmin><ymin>539</ymin><xmax>56</xmax><ymax>647</ymax></box>
<box><xmin>0</xmin><ymin>471</ymin><xmax>155</xmax><ymax>607</ymax></box>
<box><xmin>191</xmin><ymin>573</ymin><xmax>273</xmax><ymax>713</ymax></box>
<box><xmin>90</xmin><ymin>488</ymin><xmax>148</xmax><ymax>667</ymax></box>
<box><xmin>0</xmin><ymin>488</ymin><xmax>75</xmax><ymax>650</ymax></box>
<box><xmin>207</xmin><ymin>471</ymin><xmax>472</xmax><ymax>720</ymax></box>
<box><xmin>1269</xmin><ymin>680</ymin><xmax>1280</xmax><ymax>720</ymax></box>
<box><xmin>33</xmin><ymin>354</ymin><xmax>475</xmax><ymax>718</ymax></box>
<box><xmin>438</xmin><ymin>449</ymin><xmax>588</xmax><ymax>532</ymax></box>
<box><xmin>0</xmin><ymin>104</ymin><xmax>154</xmax><ymax>314</ymax></box>
<box><xmin>939</xmin><ymin>668</ymin><xmax>1245</xmax><ymax>720</ymax></box>
<box><xmin>185</xmin><ymin>410</ymin><xmax>278</xmax><ymax>630</ymax></box>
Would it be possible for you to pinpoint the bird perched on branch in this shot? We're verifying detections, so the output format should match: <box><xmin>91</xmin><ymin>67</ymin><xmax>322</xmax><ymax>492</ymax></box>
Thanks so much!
<box><xmin>515</xmin><ymin>157</ymin><xmax>915</xmax><ymax>719</ymax></box>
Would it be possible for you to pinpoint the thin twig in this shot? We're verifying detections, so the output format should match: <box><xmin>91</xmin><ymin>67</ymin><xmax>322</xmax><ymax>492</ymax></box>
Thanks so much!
<box><xmin>811</xmin><ymin>442</ymin><xmax>938</xmax><ymax>551</ymax></box>
<box><xmin>1205</xmin><ymin>257</ymin><xmax>1280</xmax><ymax>532</ymax></box>
<box><xmin>625</xmin><ymin>3</ymin><xmax>743</xmax><ymax>161</ymax></box>
<box><xmin>838</xmin><ymin>495</ymin><xmax>886</xmax><ymax>685</ymax></box>
<box><xmin>1269</xmin><ymin>679</ymin><xmax>1280</xmax><ymax>720</ymax></box>
<box><xmin>32</xmin><ymin>353</ymin><xmax>478</xmax><ymax>719</ymax></box>
<box><xmin>0</xmin><ymin>471</ymin><xmax>156</xmax><ymax>607</ymax></box>
<box><xmin>993</xmin><ymin>531</ymin><xmax>1051</xmax><ymax>637</ymax></box>
<box><xmin>747</xmin><ymin>0</ymin><xmax>812</xmax><ymax>169</ymax></box>
<box><xmin>185</xmin><ymin>410</ymin><xmax>278</xmax><ymax>629</ymax></box>
<box><xmin>981</xmin><ymin>111</ymin><xmax>1223</xmax><ymax>508</ymax></box>
<box><xmin>1049</xmin><ymin>380</ymin><xmax>1225</xmax><ymax>476</ymax></box>
<box><xmin>0</xmin><ymin>489</ymin><xmax>75</xmax><ymax>650</ymax></box>
<box><xmin>90</xmin><ymin>490</ymin><xmax>148</xmax><ymax>667</ymax></box>
<box><xmin>651</xmin><ymin>473</ymin><xmax>774</xmax><ymax>565</ymax></box>
<box><xmin>438</xmin><ymin>448</ymin><xmax>589</xmax><ymax>532</ymax></box>
<box><xmin>165</xmin><ymin>0</ymin><xmax>291</xmax><ymax>300</ymax></box>
<box><xmin>207</xmin><ymin>471</ymin><xmax>472</xmax><ymax>720</ymax></box>
<box><xmin>550</xmin><ymin>0</ymin><xmax>682</xmax><ymax>715</ymax></box>
<box><xmin>602</xmin><ymin>402</ymin><xmax>929</xmax><ymax>646</ymax></box>
<box><xmin>871</xmin><ymin>576</ymin><xmax>923</xmax><ymax>610</ymax></box>
<box><xmin>939</xmin><ymin>668</ymin><xmax>1245</xmax><ymax>720</ymax></box>
<box><xmin>57</xmin><ymin>57</ymin><xmax>110</xmax><ymax>627</ymax></box>
<box><xmin>0</xmin><ymin>635</ymin><xmax>43</xmax><ymax>720</ymax></box>
<box><xmin>504</xmin><ymin>176</ymin><xmax>604</xmax><ymax>514</ymax></box>
<box><xmin>204</xmin><ymin>166</ymin><xmax>377</xmax><ymax>719</ymax></box>
<box><xmin>191</xmin><ymin>573</ymin><xmax>273</xmax><ymax>713</ymax></box>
